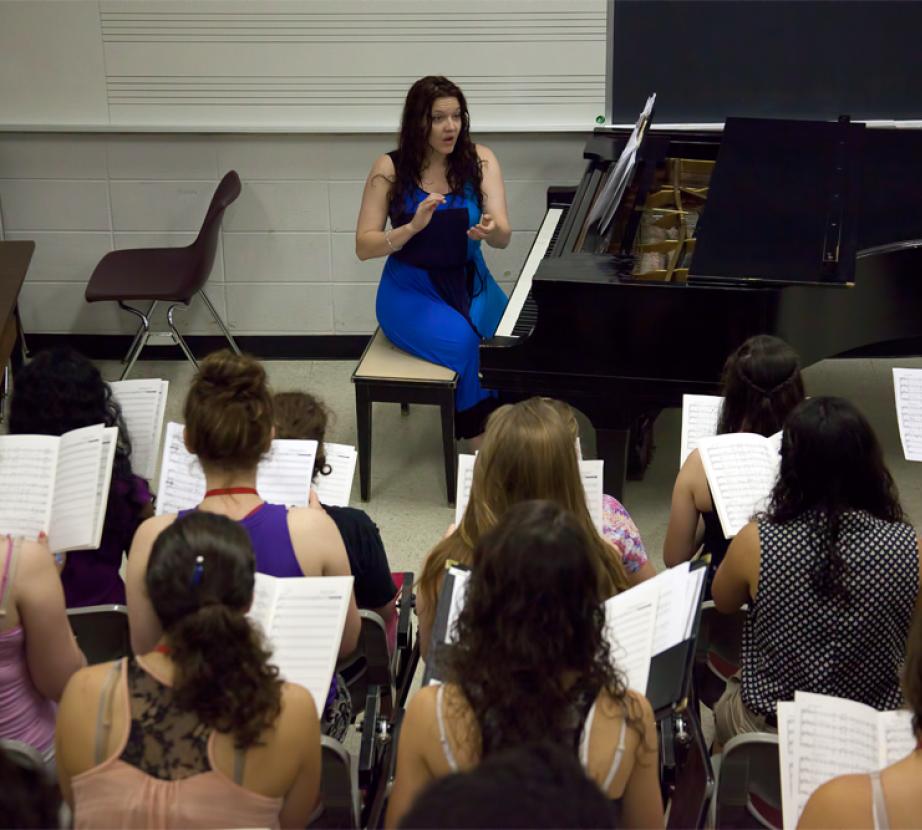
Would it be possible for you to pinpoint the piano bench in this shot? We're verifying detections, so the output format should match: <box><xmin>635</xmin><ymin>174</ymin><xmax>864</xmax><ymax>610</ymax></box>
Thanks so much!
<box><xmin>351</xmin><ymin>328</ymin><xmax>458</xmax><ymax>505</ymax></box>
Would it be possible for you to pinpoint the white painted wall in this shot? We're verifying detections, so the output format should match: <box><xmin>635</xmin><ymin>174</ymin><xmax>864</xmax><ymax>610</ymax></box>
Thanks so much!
<box><xmin>0</xmin><ymin>132</ymin><xmax>588</xmax><ymax>336</ymax></box>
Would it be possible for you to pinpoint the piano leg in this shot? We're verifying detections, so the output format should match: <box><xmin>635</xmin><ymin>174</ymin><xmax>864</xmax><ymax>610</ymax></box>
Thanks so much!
<box><xmin>596</xmin><ymin>428</ymin><xmax>629</xmax><ymax>501</ymax></box>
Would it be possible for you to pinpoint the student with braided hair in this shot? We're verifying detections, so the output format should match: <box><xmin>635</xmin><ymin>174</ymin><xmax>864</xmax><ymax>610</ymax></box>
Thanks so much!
<box><xmin>712</xmin><ymin>397</ymin><xmax>921</xmax><ymax>745</ymax></box>
<box><xmin>663</xmin><ymin>335</ymin><xmax>805</xmax><ymax>586</ymax></box>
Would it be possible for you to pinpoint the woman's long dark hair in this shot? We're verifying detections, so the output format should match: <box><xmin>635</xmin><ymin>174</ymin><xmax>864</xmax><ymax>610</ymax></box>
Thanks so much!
<box><xmin>10</xmin><ymin>347</ymin><xmax>137</xmax><ymax>492</ymax></box>
<box><xmin>443</xmin><ymin>500</ymin><xmax>634</xmax><ymax>758</ymax></box>
<box><xmin>389</xmin><ymin>76</ymin><xmax>483</xmax><ymax>221</ymax></box>
<box><xmin>717</xmin><ymin>335</ymin><xmax>805</xmax><ymax>436</ymax></box>
<box><xmin>146</xmin><ymin>512</ymin><xmax>283</xmax><ymax>749</ymax></box>
<box><xmin>765</xmin><ymin>397</ymin><xmax>904</xmax><ymax>602</ymax></box>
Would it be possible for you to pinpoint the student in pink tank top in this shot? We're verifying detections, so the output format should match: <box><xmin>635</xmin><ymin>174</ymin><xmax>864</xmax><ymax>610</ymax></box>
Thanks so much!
<box><xmin>56</xmin><ymin>512</ymin><xmax>321</xmax><ymax>829</ymax></box>
<box><xmin>0</xmin><ymin>535</ymin><xmax>85</xmax><ymax>764</ymax></box>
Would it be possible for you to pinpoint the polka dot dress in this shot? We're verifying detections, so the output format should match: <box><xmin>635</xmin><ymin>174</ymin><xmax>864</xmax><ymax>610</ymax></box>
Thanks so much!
<box><xmin>740</xmin><ymin>510</ymin><xmax>918</xmax><ymax>717</ymax></box>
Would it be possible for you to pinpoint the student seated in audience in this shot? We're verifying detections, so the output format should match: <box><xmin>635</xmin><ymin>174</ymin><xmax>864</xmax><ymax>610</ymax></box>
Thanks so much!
<box><xmin>712</xmin><ymin>396</ymin><xmax>921</xmax><ymax>745</ymax></box>
<box><xmin>798</xmin><ymin>609</ymin><xmax>922</xmax><ymax>829</ymax></box>
<box><xmin>548</xmin><ymin>398</ymin><xmax>655</xmax><ymax>583</ymax></box>
<box><xmin>0</xmin><ymin>535</ymin><xmax>85</xmax><ymax>765</ymax></box>
<box><xmin>387</xmin><ymin>500</ymin><xmax>664</xmax><ymax>829</ymax></box>
<box><xmin>663</xmin><ymin>335</ymin><xmax>805</xmax><ymax>586</ymax></box>
<box><xmin>273</xmin><ymin>391</ymin><xmax>397</xmax><ymax>624</ymax></box>
<box><xmin>417</xmin><ymin>397</ymin><xmax>642</xmax><ymax>656</ymax></box>
<box><xmin>126</xmin><ymin>350</ymin><xmax>360</xmax><ymax>736</ymax></box>
<box><xmin>56</xmin><ymin>512</ymin><xmax>321</xmax><ymax>829</ymax></box>
<box><xmin>398</xmin><ymin>742</ymin><xmax>617</xmax><ymax>829</ymax></box>
<box><xmin>10</xmin><ymin>348</ymin><xmax>154</xmax><ymax>607</ymax></box>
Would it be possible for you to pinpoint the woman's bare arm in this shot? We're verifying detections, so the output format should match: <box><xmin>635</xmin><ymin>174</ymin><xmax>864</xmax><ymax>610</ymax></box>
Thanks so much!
<box><xmin>472</xmin><ymin>145</ymin><xmax>511</xmax><ymax>249</ymax></box>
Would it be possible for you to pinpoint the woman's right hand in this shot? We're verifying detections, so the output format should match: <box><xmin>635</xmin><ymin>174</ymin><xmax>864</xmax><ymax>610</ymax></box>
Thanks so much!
<box><xmin>409</xmin><ymin>192</ymin><xmax>446</xmax><ymax>233</ymax></box>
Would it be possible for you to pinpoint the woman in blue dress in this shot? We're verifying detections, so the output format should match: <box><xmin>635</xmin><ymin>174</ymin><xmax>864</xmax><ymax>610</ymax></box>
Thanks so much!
<box><xmin>356</xmin><ymin>76</ymin><xmax>510</xmax><ymax>446</ymax></box>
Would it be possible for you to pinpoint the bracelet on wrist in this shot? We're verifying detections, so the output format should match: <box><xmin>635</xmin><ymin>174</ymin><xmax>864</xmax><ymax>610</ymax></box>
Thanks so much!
<box><xmin>384</xmin><ymin>229</ymin><xmax>402</xmax><ymax>253</ymax></box>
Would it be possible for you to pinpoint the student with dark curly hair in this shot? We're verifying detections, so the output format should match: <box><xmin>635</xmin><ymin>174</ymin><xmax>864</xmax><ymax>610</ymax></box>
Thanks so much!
<box><xmin>356</xmin><ymin>76</ymin><xmax>511</xmax><ymax>446</ymax></box>
<box><xmin>56</xmin><ymin>512</ymin><xmax>321</xmax><ymax>829</ymax></box>
<box><xmin>664</xmin><ymin>335</ymin><xmax>805</xmax><ymax>585</ymax></box>
<box><xmin>9</xmin><ymin>348</ymin><xmax>153</xmax><ymax>607</ymax></box>
<box><xmin>387</xmin><ymin>500</ymin><xmax>663</xmax><ymax>829</ymax></box>
<box><xmin>799</xmin><ymin>609</ymin><xmax>922</xmax><ymax>828</ymax></box>
<box><xmin>713</xmin><ymin>397</ymin><xmax>921</xmax><ymax>745</ymax></box>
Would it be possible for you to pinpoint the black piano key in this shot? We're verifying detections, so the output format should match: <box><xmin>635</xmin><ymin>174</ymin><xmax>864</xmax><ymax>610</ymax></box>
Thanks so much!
<box><xmin>511</xmin><ymin>294</ymin><xmax>538</xmax><ymax>337</ymax></box>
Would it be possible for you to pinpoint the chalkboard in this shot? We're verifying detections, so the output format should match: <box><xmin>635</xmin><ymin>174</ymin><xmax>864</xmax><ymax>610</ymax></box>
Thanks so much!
<box><xmin>608</xmin><ymin>0</ymin><xmax>922</xmax><ymax>124</ymax></box>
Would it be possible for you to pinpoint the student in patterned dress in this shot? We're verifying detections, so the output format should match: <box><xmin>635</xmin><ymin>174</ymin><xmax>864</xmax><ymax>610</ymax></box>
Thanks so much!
<box><xmin>712</xmin><ymin>397</ymin><xmax>922</xmax><ymax>746</ymax></box>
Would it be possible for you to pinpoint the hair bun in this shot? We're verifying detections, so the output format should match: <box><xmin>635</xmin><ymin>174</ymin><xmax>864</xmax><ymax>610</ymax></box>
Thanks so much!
<box><xmin>196</xmin><ymin>351</ymin><xmax>267</xmax><ymax>400</ymax></box>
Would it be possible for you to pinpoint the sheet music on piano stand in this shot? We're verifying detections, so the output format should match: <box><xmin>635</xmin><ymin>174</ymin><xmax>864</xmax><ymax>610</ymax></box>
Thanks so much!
<box><xmin>586</xmin><ymin>93</ymin><xmax>656</xmax><ymax>235</ymax></box>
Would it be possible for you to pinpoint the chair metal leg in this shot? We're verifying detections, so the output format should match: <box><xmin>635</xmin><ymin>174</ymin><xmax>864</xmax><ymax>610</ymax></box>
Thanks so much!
<box><xmin>199</xmin><ymin>290</ymin><xmax>241</xmax><ymax>355</ymax></box>
<box><xmin>166</xmin><ymin>304</ymin><xmax>198</xmax><ymax>369</ymax></box>
<box><xmin>122</xmin><ymin>300</ymin><xmax>157</xmax><ymax>364</ymax></box>
<box><xmin>118</xmin><ymin>302</ymin><xmax>152</xmax><ymax>380</ymax></box>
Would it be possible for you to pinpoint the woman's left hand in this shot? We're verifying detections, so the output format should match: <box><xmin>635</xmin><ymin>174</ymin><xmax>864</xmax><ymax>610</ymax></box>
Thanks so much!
<box><xmin>467</xmin><ymin>213</ymin><xmax>496</xmax><ymax>242</ymax></box>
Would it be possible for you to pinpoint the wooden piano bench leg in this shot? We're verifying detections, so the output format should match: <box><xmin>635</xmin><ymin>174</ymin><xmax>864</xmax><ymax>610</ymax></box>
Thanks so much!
<box><xmin>355</xmin><ymin>383</ymin><xmax>373</xmax><ymax>502</ymax></box>
<box><xmin>439</xmin><ymin>390</ymin><xmax>457</xmax><ymax>506</ymax></box>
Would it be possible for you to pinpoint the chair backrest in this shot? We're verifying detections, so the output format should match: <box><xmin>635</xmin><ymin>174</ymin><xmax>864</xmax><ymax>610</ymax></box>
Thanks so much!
<box><xmin>338</xmin><ymin>610</ymin><xmax>393</xmax><ymax>719</ymax></box>
<box><xmin>0</xmin><ymin>738</ymin><xmax>45</xmax><ymax>775</ymax></box>
<box><xmin>714</xmin><ymin>732</ymin><xmax>782</xmax><ymax>830</ymax></box>
<box><xmin>67</xmin><ymin>605</ymin><xmax>131</xmax><ymax>665</ymax></box>
<box><xmin>694</xmin><ymin>601</ymin><xmax>749</xmax><ymax>709</ymax></box>
<box><xmin>188</xmin><ymin>170</ymin><xmax>241</xmax><ymax>294</ymax></box>
<box><xmin>316</xmin><ymin>735</ymin><xmax>359</xmax><ymax>829</ymax></box>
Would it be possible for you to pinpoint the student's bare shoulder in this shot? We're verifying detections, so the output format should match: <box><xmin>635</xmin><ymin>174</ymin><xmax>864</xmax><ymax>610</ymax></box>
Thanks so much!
<box><xmin>135</xmin><ymin>512</ymin><xmax>178</xmax><ymax>543</ymax></box>
<box><xmin>475</xmin><ymin>144</ymin><xmax>499</xmax><ymax>166</ymax></box>
<box><xmin>798</xmin><ymin>774</ymin><xmax>870</xmax><ymax>829</ymax></box>
<box><xmin>61</xmin><ymin>660</ymin><xmax>121</xmax><ymax>707</ymax></box>
<box><xmin>370</xmin><ymin>153</ymin><xmax>396</xmax><ymax>178</ymax></box>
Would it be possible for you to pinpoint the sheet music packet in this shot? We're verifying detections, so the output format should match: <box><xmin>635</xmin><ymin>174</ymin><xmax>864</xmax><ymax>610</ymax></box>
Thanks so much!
<box><xmin>0</xmin><ymin>423</ymin><xmax>118</xmax><ymax>552</ymax></box>
<box><xmin>698</xmin><ymin>431</ymin><xmax>783</xmax><ymax>539</ymax></box>
<box><xmin>422</xmin><ymin>566</ymin><xmax>471</xmax><ymax>686</ymax></box>
<box><xmin>603</xmin><ymin>562</ymin><xmax>706</xmax><ymax>694</ymax></box>
<box><xmin>679</xmin><ymin>394</ymin><xmax>724</xmax><ymax>466</ymax></box>
<box><xmin>109</xmin><ymin>378</ymin><xmax>169</xmax><ymax>481</ymax></box>
<box><xmin>247</xmin><ymin>573</ymin><xmax>353</xmax><ymax>711</ymax></box>
<box><xmin>779</xmin><ymin>691</ymin><xmax>915</xmax><ymax>829</ymax></box>
<box><xmin>893</xmin><ymin>368</ymin><xmax>922</xmax><ymax>462</ymax></box>
<box><xmin>156</xmin><ymin>422</ymin><xmax>317</xmax><ymax>515</ymax></box>
<box><xmin>586</xmin><ymin>93</ymin><xmax>657</xmax><ymax>235</ymax></box>
<box><xmin>312</xmin><ymin>442</ymin><xmax>357</xmax><ymax>507</ymax></box>
<box><xmin>454</xmin><ymin>454</ymin><xmax>605</xmax><ymax>534</ymax></box>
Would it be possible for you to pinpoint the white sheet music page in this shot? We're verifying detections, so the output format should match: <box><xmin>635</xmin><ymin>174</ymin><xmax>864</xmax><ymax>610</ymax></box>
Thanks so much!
<box><xmin>679</xmin><ymin>395</ymin><xmax>723</xmax><ymax>466</ymax></box>
<box><xmin>698</xmin><ymin>433</ymin><xmax>781</xmax><ymax>539</ymax></box>
<box><xmin>648</xmin><ymin>562</ymin><xmax>691</xmax><ymax>655</ymax></box>
<box><xmin>248</xmin><ymin>574</ymin><xmax>353</xmax><ymax>711</ymax></box>
<box><xmin>580</xmin><ymin>460</ymin><xmax>604</xmax><ymax>534</ymax></box>
<box><xmin>109</xmin><ymin>379</ymin><xmax>169</xmax><ymax>480</ymax></box>
<box><xmin>50</xmin><ymin>424</ymin><xmax>105</xmax><ymax>553</ymax></box>
<box><xmin>445</xmin><ymin>567</ymin><xmax>471</xmax><ymax>644</ymax></box>
<box><xmin>87</xmin><ymin>427</ymin><xmax>118</xmax><ymax>550</ymax></box>
<box><xmin>789</xmin><ymin>692</ymin><xmax>882</xmax><ymax>827</ymax></box>
<box><xmin>155</xmin><ymin>422</ymin><xmax>206</xmax><ymax>515</ymax></box>
<box><xmin>454</xmin><ymin>453</ymin><xmax>477</xmax><ymax>525</ymax></box>
<box><xmin>313</xmin><ymin>443</ymin><xmax>357</xmax><ymax>507</ymax></box>
<box><xmin>879</xmin><ymin>708</ymin><xmax>915</xmax><ymax>765</ymax></box>
<box><xmin>893</xmin><ymin>368</ymin><xmax>922</xmax><ymax>461</ymax></box>
<box><xmin>777</xmin><ymin>701</ymin><xmax>799</xmax><ymax>830</ymax></box>
<box><xmin>0</xmin><ymin>434</ymin><xmax>61</xmax><ymax>540</ymax></box>
<box><xmin>256</xmin><ymin>440</ymin><xmax>316</xmax><ymax>508</ymax></box>
<box><xmin>603</xmin><ymin>580</ymin><xmax>658</xmax><ymax>693</ymax></box>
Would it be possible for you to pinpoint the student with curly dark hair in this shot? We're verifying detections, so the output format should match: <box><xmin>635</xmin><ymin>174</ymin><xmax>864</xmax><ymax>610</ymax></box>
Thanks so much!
<box><xmin>9</xmin><ymin>348</ymin><xmax>153</xmax><ymax>606</ymax></box>
<box><xmin>273</xmin><ymin>391</ymin><xmax>397</xmax><ymax>623</ymax></box>
<box><xmin>713</xmin><ymin>397</ymin><xmax>921</xmax><ymax>745</ymax></box>
<box><xmin>56</xmin><ymin>512</ymin><xmax>321</xmax><ymax>829</ymax></box>
<box><xmin>386</xmin><ymin>500</ymin><xmax>663</xmax><ymax>829</ymax></box>
<box><xmin>356</xmin><ymin>76</ymin><xmax>511</xmax><ymax>446</ymax></box>
<box><xmin>664</xmin><ymin>335</ymin><xmax>805</xmax><ymax>586</ymax></box>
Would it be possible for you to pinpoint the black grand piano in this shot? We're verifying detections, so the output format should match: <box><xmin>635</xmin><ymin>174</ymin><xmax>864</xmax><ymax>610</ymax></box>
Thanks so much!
<box><xmin>480</xmin><ymin>116</ymin><xmax>922</xmax><ymax>498</ymax></box>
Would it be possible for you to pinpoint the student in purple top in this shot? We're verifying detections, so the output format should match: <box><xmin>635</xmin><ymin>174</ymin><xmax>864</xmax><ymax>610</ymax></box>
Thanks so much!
<box><xmin>9</xmin><ymin>348</ymin><xmax>154</xmax><ymax>607</ymax></box>
<box><xmin>125</xmin><ymin>350</ymin><xmax>361</xmax><ymax>737</ymax></box>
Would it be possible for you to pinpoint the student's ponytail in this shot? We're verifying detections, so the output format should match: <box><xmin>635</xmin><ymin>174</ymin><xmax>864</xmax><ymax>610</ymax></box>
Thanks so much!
<box><xmin>146</xmin><ymin>512</ymin><xmax>283</xmax><ymax>749</ymax></box>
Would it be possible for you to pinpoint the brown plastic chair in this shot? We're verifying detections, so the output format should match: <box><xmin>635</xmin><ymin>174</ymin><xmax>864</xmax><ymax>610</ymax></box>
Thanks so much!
<box><xmin>85</xmin><ymin>171</ymin><xmax>242</xmax><ymax>378</ymax></box>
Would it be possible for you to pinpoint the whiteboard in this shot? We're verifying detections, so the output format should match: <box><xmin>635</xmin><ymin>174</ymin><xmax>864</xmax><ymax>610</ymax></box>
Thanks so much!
<box><xmin>1</xmin><ymin>0</ymin><xmax>606</xmax><ymax>132</ymax></box>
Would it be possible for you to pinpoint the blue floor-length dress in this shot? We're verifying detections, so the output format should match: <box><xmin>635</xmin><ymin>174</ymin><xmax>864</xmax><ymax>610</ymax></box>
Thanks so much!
<box><xmin>376</xmin><ymin>182</ymin><xmax>508</xmax><ymax>426</ymax></box>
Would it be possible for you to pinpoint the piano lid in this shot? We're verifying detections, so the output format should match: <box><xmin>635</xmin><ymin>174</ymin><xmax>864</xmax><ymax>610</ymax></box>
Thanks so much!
<box><xmin>689</xmin><ymin>117</ymin><xmax>863</xmax><ymax>287</ymax></box>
